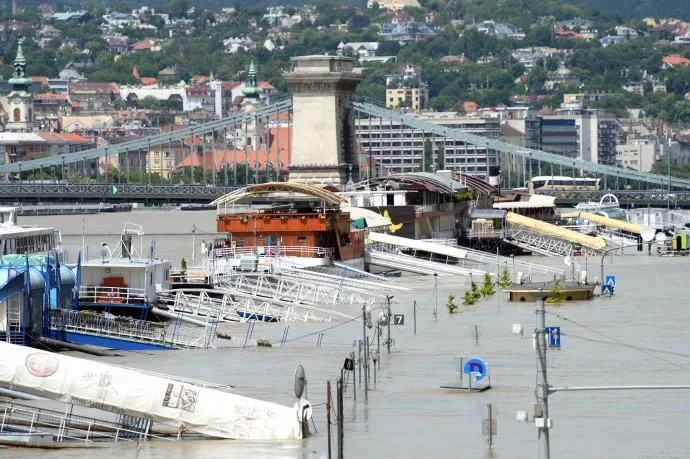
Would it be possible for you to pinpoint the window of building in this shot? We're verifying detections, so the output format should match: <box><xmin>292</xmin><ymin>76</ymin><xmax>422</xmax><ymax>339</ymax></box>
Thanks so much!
<box><xmin>154</xmin><ymin>151</ymin><xmax>160</xmax><ymax>157</ymax></box>
<box><xmin>297</xmin><ymin>236</ymin><xmax>307</xmax><ymax>243</ymax></box>
<box><xmin>235</xmin><ymin>237</ymin><xmax>245</xmax><ymax>248</ymax></box>
<box><xmin>13</xmin><ymin>108</ymin><xmax>20</xmax><ymax>122</ymax></box>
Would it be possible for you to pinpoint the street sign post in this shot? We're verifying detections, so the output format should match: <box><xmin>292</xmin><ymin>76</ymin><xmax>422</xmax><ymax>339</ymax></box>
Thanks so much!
<box><xmin>481</xmin><ymin>404</ymin><xmax>498</xmax><ymax>449</ymax></box>
<box><xmin>602</xmin><ymin>285</ymin><xmax>614</xmax><ymax>295</ymax></box>
<box><xmin>545</xmin><ymin>327</ymin><xmax>561</xmax><ymax>348</ymax></box>
<box><xmin>393</xmin><ymin>314</ymin><xmax>404</xmax><ymax>325</ymax></box>
<box><xmin>605</xmin><ymin>275</ymin><xmax>616</xmax><ymax>286</ymax></box>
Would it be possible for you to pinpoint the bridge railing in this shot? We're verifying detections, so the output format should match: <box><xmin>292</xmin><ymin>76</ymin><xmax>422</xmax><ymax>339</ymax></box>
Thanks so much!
<box><xmin>0</xmin><ymin>183</ymin><xmax>240</xmax><ymax>196</ymax></box>
<box><xmin>538</xmin><ymin>189</ymin><xmax>690</xmax><ymax>201</ymax></box>
<box><xmin>0</xmin><ymin>99</ymin><xmax>294</xmax><ymax>175</ymax></box>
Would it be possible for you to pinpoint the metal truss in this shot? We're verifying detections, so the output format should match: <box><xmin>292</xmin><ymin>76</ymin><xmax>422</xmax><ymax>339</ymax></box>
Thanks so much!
<box><xmin>275</xmin><ymin>266</ymin><xmax>411</xmax><ymax>293</ymax></box>
<box><xmin>158</xmin><ymin>288</ymin><xmax>357</xmax><ymax>323</ymax></box>
<box><xmin>0</xmin><ymin>99</ymin><xmax>293</xmax><ymax>174</ymax></box>
<box><xmin>352</xmin><ymin>101</ymin><xmax>690</xmax><ymax>189</ymax></box>
<box><xmin>505</xmin><ymin>226</ymin><xmax>602</xmax><ymax>257</ymax></box>
<box><xmin>218</xmin><ymin>272</ymin><xmax>396</xmax><ymax>306</ymax></box>
<box><xmin>0</xmin><ymin>183</ymin><xmax>238</xmax><ymax>197</ymax></box>
<box><xmin>546</xmin><ymin>190</ymin><xmax>690</xmax><ymax>200</ymax></box>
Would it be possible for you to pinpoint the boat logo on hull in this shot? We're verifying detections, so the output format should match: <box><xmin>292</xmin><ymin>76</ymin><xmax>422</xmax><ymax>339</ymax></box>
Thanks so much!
<box><xmin>25</xmin><ymin>353</ymin><xmax>59</xmax><ymax>378</ymax></box>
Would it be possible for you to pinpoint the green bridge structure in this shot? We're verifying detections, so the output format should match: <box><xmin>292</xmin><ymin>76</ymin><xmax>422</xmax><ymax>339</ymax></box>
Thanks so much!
<box><xmin>0</xmin><ymin>96</ymin><xmax>688</xmax><ymax>205</ymax></box>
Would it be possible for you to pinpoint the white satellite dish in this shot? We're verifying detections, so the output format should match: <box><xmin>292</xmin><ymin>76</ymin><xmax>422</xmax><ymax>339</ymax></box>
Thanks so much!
<box><xmin>640</xmin><ymin>226</ymin><xmax>656</xmax><ymax>243</ymax></box>
<box><xmin>294</xmin><ymin>365</ymin><xmax>306</xmax><ymax>399</ymax></box>
<box><xmin>563</xmin><ymin>256</ymin><xmax>572</xmax><ymax>267</ymax></box>
<box><xmin>655</xmin><ymin>233</ymin><xmax>667</xmax><ymax>243</ymax></box>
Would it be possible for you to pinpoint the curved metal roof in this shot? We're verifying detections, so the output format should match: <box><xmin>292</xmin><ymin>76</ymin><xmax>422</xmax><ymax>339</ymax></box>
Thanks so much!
<box><xmin>349</xmin><ymin>173</ymin><xmax>455</xmax><ymax>194</ymax></box>
<box><xmin>211</xmin><ymin>182</ymin><xmax>348</xmax><ymax>206</ymax></box>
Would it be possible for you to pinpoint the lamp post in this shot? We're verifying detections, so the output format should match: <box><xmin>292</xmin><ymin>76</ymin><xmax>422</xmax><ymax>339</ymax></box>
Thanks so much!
<box><xmin>600</xmin><ymin>228</ymin><xmax>655</xmax><ymax>285</ymax></box>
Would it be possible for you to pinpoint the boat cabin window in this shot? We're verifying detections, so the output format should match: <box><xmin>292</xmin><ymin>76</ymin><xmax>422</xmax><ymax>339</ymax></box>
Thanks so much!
<box><xmin>297</xmin><ymin>236</ymin><xmax>307</xmax><ymax>243</ymax></box>
<box><xmin>236</xmin><ymin>237</ymin><xmax>245</xmax><ymax>248</ymax></box>
<box><xmin>531</xmin><ymin>179</ymin><xmax>546</xmax><ymax>188</ymax></box>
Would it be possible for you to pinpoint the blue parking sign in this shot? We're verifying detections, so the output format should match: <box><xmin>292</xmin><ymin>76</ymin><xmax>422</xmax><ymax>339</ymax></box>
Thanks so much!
<box><xmin>545</xmin><ymin>327</ymin><xmax>561</xmax><ymax>347</ymax></box>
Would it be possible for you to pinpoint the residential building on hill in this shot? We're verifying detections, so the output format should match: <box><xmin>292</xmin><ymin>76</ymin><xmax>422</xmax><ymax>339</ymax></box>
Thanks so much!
<box><xmin>465</xmin><ymin>20</ymin><xmax>525</xmax><ymax>40</ymax></box>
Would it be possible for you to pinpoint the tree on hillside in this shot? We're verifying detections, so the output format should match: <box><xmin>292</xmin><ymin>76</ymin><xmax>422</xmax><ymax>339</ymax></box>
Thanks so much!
<box><xmin>436</xmin><ymin>144</ymin><xmax>445</xmax><ymax>171</ymax></box>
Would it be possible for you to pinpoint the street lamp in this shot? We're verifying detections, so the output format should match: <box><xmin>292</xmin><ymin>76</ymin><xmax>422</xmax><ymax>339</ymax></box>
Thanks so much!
<box><xmin>600</xmin><ymin>227</ymin><xmax>655</xmax><ymax>286</ymax></box>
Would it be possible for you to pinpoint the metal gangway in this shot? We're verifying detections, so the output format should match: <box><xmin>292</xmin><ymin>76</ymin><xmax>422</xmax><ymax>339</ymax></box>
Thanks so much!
<box><xmin>49</xmin><ymin>309</ymin><xmax>217</xmax><ymax>350</ymax></box>
<box><xmin>420</xmin><ymin>239</ymin><xmax>565</xmax><ymax>276</ymax></box>
<box><xmin>276</xmin><ymin>266</ymin><xmax>411</xmax><ymax>293</ymax></box>
<box><xmin>156</xmin><ymin>288</ymin><xmax>357</xmax><ymax>323</ymax></box>
<box><xmin>503</xmin><ymin>226</ymin><xmax>603</xmax><ymax>257</ymax></box>
<box><xmin>217</xmin><ymin>272</ymin><xmax>400</xmax><ymax>306</ymax></box>
<box><xmin>0</xmin><ymin>400</ymin><xmax>174</xmax><ymax>444</ymax></box>
<box><xmin>366</xmin><ymin>248</ymin><xmax>485</xmax><ymax>276</ymax></box>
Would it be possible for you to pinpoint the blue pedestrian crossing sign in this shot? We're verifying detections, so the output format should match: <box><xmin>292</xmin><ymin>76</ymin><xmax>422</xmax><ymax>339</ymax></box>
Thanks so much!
<box><xmin>545</xmin><ymin>327</ymin><xmax>561</xmax><ymax>347</ymax></box>
<box><xmin>601</xmin><ymin>284</ymin><xmax>614</xmax><ymax>295</ymax></box>
<box><xmin>605</xmin><ymin>276</ymin><xmax>616</xmax><ymax>286</ymax></box>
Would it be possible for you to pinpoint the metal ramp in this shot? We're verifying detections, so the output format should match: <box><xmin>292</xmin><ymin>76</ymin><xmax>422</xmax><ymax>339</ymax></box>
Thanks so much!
<box><xmin>157</xmin><ymin>288</ymin><xmax>357</xmax><ymax>323</ymax></box>
<box><xmin>217</xmin><ymin>272</ymin><xmax>399</xmax><ymax>306</ymax></box>
<box><xmin>504</xmin><ymin>226</ymin><xmax>602</xmax><ymax>257</ymax></box>
<box><xmin>420</xmin><ymin>239</ymin><xmax>565</xmax><ymax>275</ymax></box>
<box><xmin>0</xmin><ymin>400</ymin><xmax>172</xmax><ymax>444</ymax></box>
<box><xmin>366</xmin><ymin>249</ymin><xmax>482</xmax><ymax>276</ymax></box>
<box><xmin>49</xmin><ymin>309</ymin><xmax>216</xmax><ymax>349</ymax></box>
<box><xmin>273</xmin><ymin>266</ymin><xmax>411</xmax><ymax>297</ymax></box>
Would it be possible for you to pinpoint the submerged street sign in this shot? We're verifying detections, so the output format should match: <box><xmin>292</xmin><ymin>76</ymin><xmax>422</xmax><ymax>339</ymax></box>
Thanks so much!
<box><xmin>602</xmin><ymin>285</ymin><xmax>614</xmax><ymax>295</ymax></box>
<box><xmin>605</xmin><ymin>275</ymin><xmax>616</xmax><ymax>286</ymax></box>
<box><xmin>545</xmin><ymin>327</ymin><xmax>561</xmax><ymax>347</ymax></box>
<box><xmin>463</xmin><ymin>358</ymin><xmax>487</xmax><ymax>381</ymax></box>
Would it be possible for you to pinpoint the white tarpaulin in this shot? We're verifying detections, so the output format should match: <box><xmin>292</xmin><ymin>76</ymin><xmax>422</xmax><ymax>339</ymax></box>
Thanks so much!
<box><xmin>0</xmin><ymin>342</ymin><xmax>302</xmax><ymax>440</ymax></box>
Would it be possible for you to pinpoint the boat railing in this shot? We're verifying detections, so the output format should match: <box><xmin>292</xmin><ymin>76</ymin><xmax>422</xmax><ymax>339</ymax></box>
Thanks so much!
<box><xmin>213</xmin><ymin>245</ymin><xmax>334</xmax><ymax>259</ymax></box>
<box><xmin>79</xmin><ymin>285</ymin><xmax>148</xmax><ymax>305</ymax></box>
<box><xmin>0</xmin><ymin>400</ymin><xmax>173</xmax><ymax>443</ymax></box>
<box><xmin>49</xmin><ymin>309</ymin><xmax>215</xmax><ymax>349</ymax></box>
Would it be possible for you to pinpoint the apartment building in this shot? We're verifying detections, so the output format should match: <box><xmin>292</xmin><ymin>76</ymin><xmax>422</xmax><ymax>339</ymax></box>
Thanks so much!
<box><xmin>356</xmin><ymin>113</ymin><xmax>500</xmax><ymax>176</ymax></box>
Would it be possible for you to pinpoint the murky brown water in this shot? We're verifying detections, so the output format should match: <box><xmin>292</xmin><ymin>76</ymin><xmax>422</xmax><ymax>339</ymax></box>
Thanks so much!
<box><xmin>9</xmin><ymin>211</ymin><xmax>690</xmax><ymax>458</ymax></box>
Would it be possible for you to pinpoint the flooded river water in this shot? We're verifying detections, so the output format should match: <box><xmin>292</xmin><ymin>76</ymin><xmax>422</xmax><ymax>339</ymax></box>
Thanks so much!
<box><xmin>8</xmin><ymin>211</ymin><xmax>690</xmax><ymax>458</ymax></box>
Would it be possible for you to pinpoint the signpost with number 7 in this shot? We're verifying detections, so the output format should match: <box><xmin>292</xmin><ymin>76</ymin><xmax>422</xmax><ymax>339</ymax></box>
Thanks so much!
<box><xmin>393</xmin><ymin>314</ymin><xmax>404</xmax><ymax>325</ymax></box>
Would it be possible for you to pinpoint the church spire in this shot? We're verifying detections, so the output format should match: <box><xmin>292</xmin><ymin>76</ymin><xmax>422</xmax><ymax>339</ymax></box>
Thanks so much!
<box><xmin>8</xmin><ymin>38</ymin><xmax>33</xmax><ymax>96</ymax></box>
<box><xmin>241</xmin><ymin>59</ymin><xmax>263</xmax><ymax>103</ymax></box>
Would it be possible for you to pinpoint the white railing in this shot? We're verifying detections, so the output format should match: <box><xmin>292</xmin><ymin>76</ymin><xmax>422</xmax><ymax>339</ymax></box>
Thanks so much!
<box><xmin>213</xmin><ymin>245</ymin><xmax>334</xmax><ymax>259</ymax></box>
<box><xmin>49</xmin><ymin>309</ymin><xmax>215</xmax><ymax>349</ymax></box>
<box><xmin>0</xmin><ymin>401</ymin><xmax>173</xmax><ymax>443</ymax></box>
<box><xmin>79</xmin><ymin>285</ymin><xmax>148</xmax><ymax>305</ymax></box>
